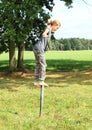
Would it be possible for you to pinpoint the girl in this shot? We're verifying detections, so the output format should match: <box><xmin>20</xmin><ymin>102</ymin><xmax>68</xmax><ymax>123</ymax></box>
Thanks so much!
<box><xmin>33</xmin><ymin>19</ymin><xmax>61</xmax><ymax>87</ymax></box>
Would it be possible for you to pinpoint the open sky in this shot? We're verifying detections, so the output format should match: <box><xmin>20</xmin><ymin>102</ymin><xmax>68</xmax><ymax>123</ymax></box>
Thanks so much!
<box><xmin>51</xmin><ymin>0</ymin><xmax>92</xmax><ymax>39</ymax></box>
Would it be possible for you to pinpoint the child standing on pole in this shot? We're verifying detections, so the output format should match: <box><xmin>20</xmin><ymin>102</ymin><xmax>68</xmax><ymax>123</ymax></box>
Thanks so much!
<box><xmin>33</xmin><ymin>20</ymin><xmax>61</xmax><ymax>87</ymax></box>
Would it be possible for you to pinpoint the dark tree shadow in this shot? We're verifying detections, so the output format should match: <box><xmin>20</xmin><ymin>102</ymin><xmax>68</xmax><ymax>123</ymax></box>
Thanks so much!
<box><xmin>0</xmin><ymin>59</ymin><xmax>92</xmax><ymax>91</ymax></box>
<box><xmin>23</xmin><ymin>59</ymin><xmax>92</xmax><ymax>72</ymax></box>
<box><xmin>0</xmin><ymin>59</ymin><xmax>92</xmax><ymax>72</ymax></box>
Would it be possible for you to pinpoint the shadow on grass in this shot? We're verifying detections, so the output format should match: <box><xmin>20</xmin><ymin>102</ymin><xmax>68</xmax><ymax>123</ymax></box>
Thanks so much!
<box><xmin>46</xmin><ymin>71</ymin><xmax>92</xmax><ymax>87</ymax></box>
<box><xmin>23</xmin><ymin>59</ymin><xmax>92</xmax><ymax>72</ymax></box>
<box><xmin>0</xmin><ymin>59</ymin><xmax>92</xmax><ymax>72</ymax></box>
<box><xmin>0</xmin><ymin>72</ymin><xmax>34</xmax><ymax>91</ymax></box>
<box><xmin>0</xmin><ymin>59</ymin><xmax>92</xmax><ymax>91</ymax></box>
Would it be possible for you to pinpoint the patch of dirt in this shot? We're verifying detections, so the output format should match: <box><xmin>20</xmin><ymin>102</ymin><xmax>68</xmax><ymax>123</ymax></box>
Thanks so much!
<box><xmin>0</xmin><ymin>70</ymin><xmax>34</xmax><ymax>79</ymax></box>
<box><xmin>84</xmin><ymin>69</ymin><xmax>92</xmax><ymax>75</ymax></box>
<box><xmin>0</xmin><ymin>69</ymin><xmax>92</xmax><ymax>79</ymax></box>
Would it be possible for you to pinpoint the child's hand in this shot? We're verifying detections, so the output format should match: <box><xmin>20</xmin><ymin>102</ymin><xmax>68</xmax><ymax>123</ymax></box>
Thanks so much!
<box><xmin>42</xmin><ymin>28</ymin><xmax>49</xmax><ymax>37</ymax></box>
<box><xmin>42</xmin><ymin>33</ymin><xmax>48</xmax><ymax>37</ymax></box>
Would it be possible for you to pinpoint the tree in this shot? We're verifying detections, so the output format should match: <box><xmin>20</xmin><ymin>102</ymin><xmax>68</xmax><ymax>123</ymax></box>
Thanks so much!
<box><xmin>60</xmin><ymin>0</ymin><xmax>73</xmax><ymax>8</ymax></box>
<box><xmin>0</xmin><ymin>0</ymin><xmax>73</xmax><ymax>71</ymax></box>
<box><xmin>0</xmin><ymin>0</ymin><xmax>54</xmax><ymax>70</ymax></box>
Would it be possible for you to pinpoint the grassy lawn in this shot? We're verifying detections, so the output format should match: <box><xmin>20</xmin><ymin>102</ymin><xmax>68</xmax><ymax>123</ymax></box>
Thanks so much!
<box><xmin>0</xmin><ymin>50</ymin><xmax>92</xmax><ymax>130</ymax></box>
<box><xmin>23</xmin><ymin>50</ymin><xmax>92</xmax><ymax>72</ymax></box>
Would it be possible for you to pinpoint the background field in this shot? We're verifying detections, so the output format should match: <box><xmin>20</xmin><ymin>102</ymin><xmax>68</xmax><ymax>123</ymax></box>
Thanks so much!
<box><xmin>0</xmin><ymin>50</ymin><xmax>92</xmax><ymax>72</ymax></box>
<box><xmin>0</xmin><ymin>50</ymin><xmax>92</xmax><ymax>130</ymax></box>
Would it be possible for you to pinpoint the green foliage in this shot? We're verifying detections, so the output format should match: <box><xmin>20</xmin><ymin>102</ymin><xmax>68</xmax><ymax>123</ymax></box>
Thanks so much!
<box><xmin>25</xmin><ymin>36</ymin><xmax>92</xmax><ymax>51</ymax></box>
<box><xmin>60</xmin><ymin>0</ymin><xmax>73</xmax><ymax>8</ymax></box>
<box><xmin>0</xmin><ymin>0</ymin><xmax>74</xmax><ymax>53</ymax></box>
<box><xmin>0</xmin><ymin>0</ymin><xmax>55</xmax><ymax>53</ymax></box>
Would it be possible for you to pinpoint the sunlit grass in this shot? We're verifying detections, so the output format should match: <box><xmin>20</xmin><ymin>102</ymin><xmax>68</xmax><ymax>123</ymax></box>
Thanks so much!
<box><xmin>0</xmin><ymin>71</ymin><xmax>92</xmax><ymax>130</ymax></box>
<box><xmin>2</xmin><ymin>50</ymin><xmax>92</xmax><ymax>72</ymax></box>
<box><xmin>0</xmin><ymin>50</ymin><xmax>92</xmax><ymax>129</ymax></box>
<box><xmin>2</xmin><ymin>50</ymin><xmax>90</xmax><ymax>72</ymax></box>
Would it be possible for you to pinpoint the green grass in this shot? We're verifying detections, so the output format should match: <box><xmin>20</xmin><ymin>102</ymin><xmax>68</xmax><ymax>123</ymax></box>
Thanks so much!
<box><xmin>23</xmin><ymin>50</ymin><xmax>92</xmax><ymax>71</ymax></box>
<box><xmin>0</xmin><ymin>50</ymin><xmax>92</xmax><ymax>130</ymax></box>
<box><xmin>0</xmin><ymin>50</ymin><xmax>92</xmax><ymax>72</ymax></box>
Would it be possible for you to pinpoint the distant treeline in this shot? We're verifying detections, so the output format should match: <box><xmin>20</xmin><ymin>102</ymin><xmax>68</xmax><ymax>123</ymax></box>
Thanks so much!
<box><xmin>25</xmin><ymin>38</ymin><xmax>92</xmax><ymax>50</ymax></box>
<box><xmin>49</xmin><ymin>38</ymin><xmax>92</xmax><ymax>50</ymax></box>
<box><xmin>28</xmin><ymin>38</ymin><xmax>92</xmax><ymax>51</ymax></box>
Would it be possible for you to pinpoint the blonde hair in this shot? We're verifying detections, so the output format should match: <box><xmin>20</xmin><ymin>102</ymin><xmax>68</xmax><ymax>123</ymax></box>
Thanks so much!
<box><xmin>48</xmin><ymin>19</ymin><xmax>61</xmax><ymax>27</ymax></box>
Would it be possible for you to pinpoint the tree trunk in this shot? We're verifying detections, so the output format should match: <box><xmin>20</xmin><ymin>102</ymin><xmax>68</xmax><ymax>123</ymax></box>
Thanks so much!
<box><xmin>8</xmin><ymin>42</ymin><xmax>16</xmax><ymax>71</ymax></box>
<box><xmin>17</xmin><ymin>42</ymin><xmax>24</xmax><ymax>71</ymax></box>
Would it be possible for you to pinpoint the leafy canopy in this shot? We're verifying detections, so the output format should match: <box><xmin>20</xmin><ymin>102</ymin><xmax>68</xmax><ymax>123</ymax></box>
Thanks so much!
<box><xmin>0</xmin><ymin>0</ymin><xmax>73</xmax><ymax>52</ymax></box>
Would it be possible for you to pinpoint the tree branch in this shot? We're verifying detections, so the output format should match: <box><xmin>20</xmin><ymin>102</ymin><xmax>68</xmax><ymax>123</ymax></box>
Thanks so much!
<box><xmin>82</xmin><ymin>0</ymin><xmax>92</xmax><ymax>6</ymax></box>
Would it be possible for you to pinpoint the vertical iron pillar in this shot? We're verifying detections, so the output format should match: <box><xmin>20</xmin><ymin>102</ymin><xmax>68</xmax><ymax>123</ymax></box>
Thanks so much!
<box><xmin>39</xmin><ymin>85</ymin><xmax>44</xmax><ymax>117</ymax></box>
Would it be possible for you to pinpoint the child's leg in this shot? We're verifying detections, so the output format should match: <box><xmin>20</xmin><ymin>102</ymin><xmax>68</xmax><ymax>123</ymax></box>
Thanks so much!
<box><xmin>37</xmin><ymin>53</ymin><xmax>46</xmax><ymax>81</ymax></box>
<box><xmin>33</xmin><ymin>50</ymin><xmax>47</xmax><ymax>86</ymax></box>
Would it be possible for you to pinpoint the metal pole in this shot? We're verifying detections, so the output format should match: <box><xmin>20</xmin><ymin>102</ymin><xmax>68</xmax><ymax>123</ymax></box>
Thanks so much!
<box><xmin>39</xmin><ymin>85</ymin><xmax>44</xmax><ymax>117</ymax></box>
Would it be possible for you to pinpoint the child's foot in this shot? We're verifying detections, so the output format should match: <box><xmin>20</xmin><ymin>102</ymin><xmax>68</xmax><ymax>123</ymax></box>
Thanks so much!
<box><xmin>39</xmin><ymin>82</ymin><xmax>48</xmax><ymax>87</ymax></box>
<box><xmin>33</xmin><ymin>82</ymin><xmax>41</xmax><ymax>87</ymax></box>
<box><xmin>34</xmin><ymin>81</ymin><xmax>48</xmax><ymax>87</ymax></box>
